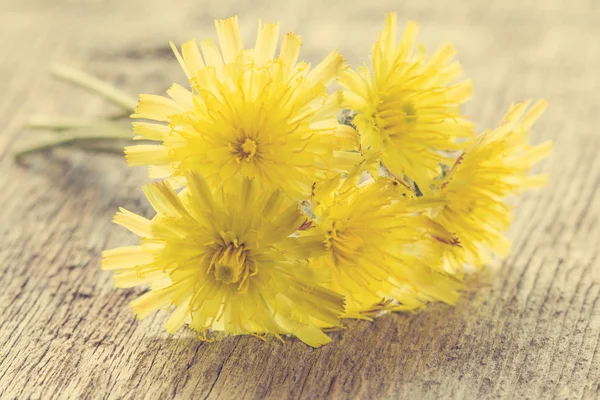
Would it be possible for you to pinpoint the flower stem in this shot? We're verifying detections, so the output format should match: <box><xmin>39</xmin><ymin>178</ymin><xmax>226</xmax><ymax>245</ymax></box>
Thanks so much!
<box><xmin>50</xmin><ymin>64</ymin><xmax>138</xmax><ymax>112</ymax></box>
<box><xmin>14</xmin><ymin>123</ymin><xmax>133</xmax><ymax>160</ymax></box>
<box><xmin>24</xmin><ymin>113</ymin><xmax>131</xmax><ymax>131</ymax></box>
<box><xmin>23</xmin><ymin>115</ymin><xmax>98</xmax><ymax>131</ymax></box>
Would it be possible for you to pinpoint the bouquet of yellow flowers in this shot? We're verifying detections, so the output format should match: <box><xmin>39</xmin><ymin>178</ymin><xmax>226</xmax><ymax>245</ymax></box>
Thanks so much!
<box><xmin>22</xmin><ymin>13</ymin><xmax>552</xmax><ymax>347</ymax></box>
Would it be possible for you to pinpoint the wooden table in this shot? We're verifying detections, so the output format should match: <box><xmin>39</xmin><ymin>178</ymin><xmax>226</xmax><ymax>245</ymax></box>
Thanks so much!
<box><xmin>1</xmin><ymin>1</ymin><xmax>598</xmax><ymax>398</ymax></box>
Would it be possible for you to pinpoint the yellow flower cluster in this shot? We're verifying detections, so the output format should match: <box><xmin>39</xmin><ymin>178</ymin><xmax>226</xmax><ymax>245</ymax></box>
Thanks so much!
<box><xmin>101</xmin><ymin>14</ymin><xmax>552</xmax><ymax>347</ymax></box>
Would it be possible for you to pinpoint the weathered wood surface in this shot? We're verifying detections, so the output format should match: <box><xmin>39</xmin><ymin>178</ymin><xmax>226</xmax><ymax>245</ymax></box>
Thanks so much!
<box><xmin>1</xmin><ymin>0</ymin><xmax>599</xmax><ymax>398</ymax></box>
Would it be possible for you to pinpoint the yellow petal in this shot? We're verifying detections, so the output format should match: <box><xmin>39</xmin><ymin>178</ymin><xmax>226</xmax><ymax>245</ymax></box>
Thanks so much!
<box><xmin>131</xmin><ymin>283</ymin><xmax>185</xmax><ymax>319</ymax></box>
<box><xmin>182</xmin><ymin>39</ymin><xmax>205</xmax><ymax>74</ymax></box>
<box><xmin>170</xmin><ymin>41</ymin><xmax>191</xmax><ymax>80</ymax></box>
<box><xmin>142</xmin><ymin>181</ymin><xmax>192</xmax><ymax>219</ymax></box>
<box><xmin>383</xmin><ymin>12</ymin><xmax>397</xmax><ymax>58</ymax></box>
<box><xmin>132</xmin><ymin>122</ymin><xmax>170</xmax><ymax>141</ymax></box>
<box><xmin>164</xmin><ymin>301</ymin><xmax>192</xmax><ymax>333</ymax></box>
<box><xmin>132</xmin><ymin>94</ymin><xmax>185</xmax><ymax>122</ymax></box>
<box><xmin>167</xmin><ymin>83</ymin><xmax>194</xmax><ymax>110</ymax></box>
<box><xmin>397</xmin><ymin>20</ymin><xmax>419</xmax><ymax>62</ymax></box>
<box><xmin>446</xmin><ymin>80</ymin><xmax>473</xmax><ymax>103</ymax></box>
<box><xmin>200</xmin><ymin>38</ymin><xmax>224</xmax><ymax>67</ymax></box>
<box><xmin>185</xmin><ymin>172</ymin><xmax>217</xmax><ymax>216</ymax></box>
<box><xmin>520</xmin><ymin>99</ymin><xmax>548</xmax><ymax>131</ymax></box>
<box><xmin>113</xmin><ymin>208</ymin><xmax>152</xmax><ymax>237</ymax></box>
<box><xmin>293</xmin><ymin>325</ymin><xmax>332</xmax><ymax>348</ymax></box>
<box><xmin>279</xmin><ymin>32</ymin><xmax>302</xmax><ymax>70</ymax></box>
<box><xmin>254</xmin><ymin>21</ymin><xmax>280</xmax><ymax>66</ymax></box>
<box><xmin>215</xmin><ymin>16</ymin><xmax>244</xmax><ymax>64</ymax></box>
<box><xmin>125</xmin><ymin>145</ymin><xmax>170</xmax><ymax>166</ymax></box>
<box><xmin>307</xmin><ymin>50</ymin><xmax>346</xmax><ymax>86</ymax></box>
<box><xmin>101</xmin><ymin>246</ymin><xmax>154</xmax><ymax>270</ymax></box>
<box><xmin>502</xmin><ymin>100</ymin><xmax>532</xmax><ymax>125</ymax></box>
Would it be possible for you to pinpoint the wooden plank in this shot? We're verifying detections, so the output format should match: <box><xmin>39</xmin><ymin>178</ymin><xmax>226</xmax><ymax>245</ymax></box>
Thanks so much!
<box><xmin>0</xmin><ymin>1</ymin><xmax>598</xmax><ymax>398</ymax></box>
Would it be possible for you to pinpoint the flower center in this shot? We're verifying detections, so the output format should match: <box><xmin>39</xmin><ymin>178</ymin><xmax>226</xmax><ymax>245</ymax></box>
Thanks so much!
<box><xmin>401</xmin><ymin>102</ymin><xmax>417</xmax><ymax>123</ymax></box>
<box><xmin>325</xmin><ymin>221</ymin><xmax>363</xmax><ymax>266</ymax></box>
<box><xmin>373</xmin><ymin>100</ymin><xmax>418</xmax><ymax>138</ymax></box>
<box><xmin>236</xmin><ymin>138</ymin><xmax>258</xmax><ymax>162</ymax></box>
<box><xmin>209</xmin><ymin>238</ymin><xmax>256</xmax><ymax>292</ymax></box>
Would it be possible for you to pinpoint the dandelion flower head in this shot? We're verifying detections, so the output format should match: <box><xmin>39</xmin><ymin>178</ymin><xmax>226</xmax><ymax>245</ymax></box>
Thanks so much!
<box><xmin>307</xmin><ymin>162</ymin><xmax>462</xmax><ymax>318</ymax></box>
<box><xmin>338</xmin><ymin>12</ymin><xmax>474</xmax><ymax>187</ymax></box>
<box><xmin>102</xmin><ymin>173</ymin><xmax>344</xmax><ymax>347</ymax></box>
<box><xmin>432</xmin><ymin>100</ymin><xmax>553</xmax><ymax>272</ymax></box>
<box><xmin>126</xmin><ymin>16</ymin><xmax>358</xmax><ymax>200</ymax></box>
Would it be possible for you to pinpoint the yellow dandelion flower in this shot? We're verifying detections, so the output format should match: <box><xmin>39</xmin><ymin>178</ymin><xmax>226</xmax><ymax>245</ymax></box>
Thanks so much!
<box><xmin>433</xmin><ymin>100</ymin><xmax>553</xmax><ymax>272</ymax></box>
<box><xmin>307</xmin><ymin>162</ymin><xmax>462</xmax><ymax>318</ymax></box>
<box><xmin>101</xmin><ymin>173</ymin><xmax>344</xmax><ymax>347</ymax></box>
<box><xmin>126</xmin><ymin>16</ymin><xmax>359</xmax><ymax>200</ymax></box>
<box><xmin>338</xmin><ymin>12</ymin><xmax>474</xmax><ymax>187</ymax></box>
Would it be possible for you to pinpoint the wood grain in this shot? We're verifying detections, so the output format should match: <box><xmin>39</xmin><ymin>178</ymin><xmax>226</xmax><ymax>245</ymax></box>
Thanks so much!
<box><xmin>1</xmin><ymin>0</ymin><xmax>599</xmax><ymax>398</ymax></box>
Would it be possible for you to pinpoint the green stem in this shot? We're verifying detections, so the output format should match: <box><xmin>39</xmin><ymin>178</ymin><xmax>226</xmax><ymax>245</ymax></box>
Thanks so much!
<box><xmin>14</xmin><ymin>124</ymin><xmax>134</xmax><ymax>159</ymax></box>
<box><xmin>76</xmin><ymin>142</ymin><xmax>134</xmax><ymax>155</ymax></box>
<box><xmin>24</xmin><ymin>113</ymin><xmax>132</xmax><ymax>131</ymax></box>
<box><xmin>50</xmin><ymin>64</ymin><xmax>138</xmax><ymax>112</ymax></box>
<box><xmin>23</xmin><ymin>115</ymin><xmax>98</xmax><ymax>131</ymax></box>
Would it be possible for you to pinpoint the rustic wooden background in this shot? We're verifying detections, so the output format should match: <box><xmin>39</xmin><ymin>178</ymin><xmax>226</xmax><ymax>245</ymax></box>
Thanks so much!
<box><xmin>1</xmin><ymin>0</ymin><xmax>599</xmax><ymax>398</ymax></box>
